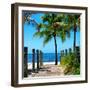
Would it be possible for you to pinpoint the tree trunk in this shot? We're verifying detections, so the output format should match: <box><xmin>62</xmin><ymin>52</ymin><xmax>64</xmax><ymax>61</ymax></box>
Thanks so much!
<box><xmin>73</xmin><ymin>25</ymin><xmax>77</xmax><ymax>52</ymax></box>
<box><xmin>54</xmin><ymin>36</ymin><xmax>58</xmax><ymax>65</ymax></box>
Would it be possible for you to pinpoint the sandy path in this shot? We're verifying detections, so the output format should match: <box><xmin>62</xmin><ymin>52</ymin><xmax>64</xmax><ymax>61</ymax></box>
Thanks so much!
<box><xmin>28</xmin><ymin>64</ymin><xmax>64</xmax><ymax>77</ymax></box>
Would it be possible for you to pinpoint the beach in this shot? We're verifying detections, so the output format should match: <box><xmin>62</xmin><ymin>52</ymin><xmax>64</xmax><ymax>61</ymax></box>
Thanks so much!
<box><xmin>28</xmin><ymin>62</ymin><xmax>60</xmax><ymax>69</ymax></box>
<box><xmin>27</xmin><ymin>62</ymin><xmax>64</xmax><ymax>77</ymax></box>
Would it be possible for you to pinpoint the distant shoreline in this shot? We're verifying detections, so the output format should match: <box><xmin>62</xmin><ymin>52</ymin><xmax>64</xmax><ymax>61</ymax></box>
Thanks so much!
<box><xmin>28</xmin><ymin>62</ymin><xmax>60</xmax><ymax>69</ymax></box>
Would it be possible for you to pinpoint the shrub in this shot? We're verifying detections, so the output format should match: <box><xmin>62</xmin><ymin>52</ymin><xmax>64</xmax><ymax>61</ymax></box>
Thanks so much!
<box><xmin>60</xmin><ymin>53</ymin><xmax>80</xmax><ymax>75</ymax></box>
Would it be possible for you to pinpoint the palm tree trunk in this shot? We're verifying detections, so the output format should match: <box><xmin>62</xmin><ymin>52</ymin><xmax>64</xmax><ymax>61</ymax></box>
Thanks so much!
<box><xmin>54</xmin><ymin>36</ymin><xmax>58</xmax><ymax>65</ymax></box>
<box><xmin>73</xmin><ymin>28</ymin><xmax>76</xmax><ymax>52</ymax></box>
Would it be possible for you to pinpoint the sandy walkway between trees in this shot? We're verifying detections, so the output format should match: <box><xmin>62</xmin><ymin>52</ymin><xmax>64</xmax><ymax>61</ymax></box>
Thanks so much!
<box><xmin>28</xmin><ymin>64</ymin><xmax>65</xmax><ymax>77</ymax></box>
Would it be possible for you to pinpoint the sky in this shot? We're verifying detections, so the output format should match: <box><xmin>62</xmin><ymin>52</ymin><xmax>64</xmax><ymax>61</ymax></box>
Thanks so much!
<box><xmin>24</xmin><ymin>12</ymin><xmax>80</xmax><ymax>53</ymax></box>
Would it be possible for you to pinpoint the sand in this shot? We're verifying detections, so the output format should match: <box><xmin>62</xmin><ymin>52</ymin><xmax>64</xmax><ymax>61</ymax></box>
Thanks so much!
<box><xmin>28</xmin><ymin>62</ymin><xmax>60</xmax><ymax>69</ymax></box>
<box><xmin>27</xmin><ymin>62</ymin><xmax>64</xmax><ymax>77</ymax></box>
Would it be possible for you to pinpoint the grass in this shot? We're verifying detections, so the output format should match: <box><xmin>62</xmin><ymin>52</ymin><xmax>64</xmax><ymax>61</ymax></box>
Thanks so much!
<box><xmin>60</xmin><ymin>52</ymin><xmax>80</xmax><ymax>75</ymax></box>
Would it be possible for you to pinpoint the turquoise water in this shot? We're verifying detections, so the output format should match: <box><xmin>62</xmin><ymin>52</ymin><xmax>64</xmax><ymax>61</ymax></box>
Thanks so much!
<box><xmin>28</xmin><ymin>53</ymin><xmax>61</xmax><ymax>63</ymax></box>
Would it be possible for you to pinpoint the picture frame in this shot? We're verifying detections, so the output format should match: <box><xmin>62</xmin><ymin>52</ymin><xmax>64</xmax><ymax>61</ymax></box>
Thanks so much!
<box><xmin>11</xmin><ymin>3</ymin><xmax>88</xmax><ymax>87</ymax></box>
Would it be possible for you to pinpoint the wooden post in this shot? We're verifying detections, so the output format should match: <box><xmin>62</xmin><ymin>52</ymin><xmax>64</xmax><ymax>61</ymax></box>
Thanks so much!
<box><xmin>69</xmin><ymin>48</ymin><xmax>72</xmax><ymax>54</ymax></box>
<box><xmin>24</xmin><ymin>47</ymin><xmax>28</xmax><ymax>77</ymax></box>
<box><xmin>75</xmin><ymin>46</ymin><xmax>80</xmax><ymax>63</ymax></box>
<box><xmin>65</xmin><ymin>49</ymin><xmax>67</xmax><ymax>55</ymax></box>
<box><xmin>60</xmin><ymin>51</ymin><xmax>63</xmax><ymax>57</ymax></box>
<box><xmin>40</xmin><ymin>50</ymin><xmax>43</xmax><ymax>67</ymax></box>
<box><xmin>62</xmin><ymin>50</ymin><xmax>64</xmax><ymax>56</ymax></box>
<box><xmin>32</xmin><ymin>49</ymin><xmax>35</xmax><ymax>72</ymax></box>
<box><xmin>60</xmin><ymin>51</ymin><xmax>61</xmax><ymax>62</ymax></box>
<box><xmin>36</xmin><ymin>50</ymin><xmax>39</xmax><ymax>70</ymax></box>
<box><xmin>75</xmin><ymin>46</ymin><xmax>80</xmax><ymax>54</ymax></box>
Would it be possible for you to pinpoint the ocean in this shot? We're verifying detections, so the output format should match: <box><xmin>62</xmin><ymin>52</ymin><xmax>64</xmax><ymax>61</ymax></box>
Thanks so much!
<box><xmin>28</xmin><ymin>53</ymin><xmax>61</xmax><ymax>63</ymax></box>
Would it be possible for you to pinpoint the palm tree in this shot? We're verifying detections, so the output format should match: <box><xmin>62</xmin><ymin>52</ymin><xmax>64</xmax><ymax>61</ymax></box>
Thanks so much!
<box><xmin>67</xmin><ymin>14</ymin><xmax>80</xmax><ymax>51</ymax></box>
<box><xmin>34</xmin><ymin>13</ymin><xmax>70</xmax><ymax>65</ymax></box>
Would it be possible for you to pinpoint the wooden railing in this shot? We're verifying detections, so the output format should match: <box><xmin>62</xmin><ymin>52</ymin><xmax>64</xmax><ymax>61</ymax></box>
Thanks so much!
<box><xmin>24</xmin><ymin>47</ymin><xmax>43</xmax><ymax>77</ymax></box>
<box><xmin>60</xmin><ymin>46</ymin><xmax>80</xmax><ymax>62</ymax></box>
<box><xmin>24</xmin><ymin>46</ymin><xmax>80</xmax><ymax>77</ymax></box>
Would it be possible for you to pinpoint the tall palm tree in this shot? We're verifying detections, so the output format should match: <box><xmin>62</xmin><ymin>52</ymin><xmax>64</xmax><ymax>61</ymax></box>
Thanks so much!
<box><xmin>67</xmin><ymin>14</ymin><xmax>80</xmax><ymax>51</ymax></box>
<box><xmin>34</xmin><ymin>13</ymin><xmax>70</xmax><ymax>65</ymax></box>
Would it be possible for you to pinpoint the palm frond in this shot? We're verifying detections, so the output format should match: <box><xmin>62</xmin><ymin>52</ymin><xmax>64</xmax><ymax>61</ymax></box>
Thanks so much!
<box><xmin>34</xmin><ymin>13</ymin><xmax>81</xmax><ymax>46</ymax></box>
<box><xmin>33</xmin><ymin>31</ymin><xmax>43</xmax><ymax>38</ymax></box>
<box><xmin>33</xmin><ymin>29</ymin><xmax>52</xmax><ymax>38</ymax></box>
<box><xmin>60</xmin><ymin>30</ymin><xmax>66</xmax><ymax>42</ymax></box>
<box><xmin>43</xmin><ymin>35</ymin><xmax>52</xmax><ymax>46</ymax></box>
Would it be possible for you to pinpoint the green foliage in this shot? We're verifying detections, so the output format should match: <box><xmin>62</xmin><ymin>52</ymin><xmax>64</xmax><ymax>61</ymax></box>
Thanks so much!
<box><xmin>33</xmin><ymin>13</ymin><xmax>80</xmax><ymax>65</ymax></box>
<box><xmin>33</xmin><ymin>13</ymin><xmax>71</xmax><ymax>45</ymax></box>
<box><xmin>60</xmin><ymin>53</ymin><xmax>80</xmax><ymax>75</ymax></box>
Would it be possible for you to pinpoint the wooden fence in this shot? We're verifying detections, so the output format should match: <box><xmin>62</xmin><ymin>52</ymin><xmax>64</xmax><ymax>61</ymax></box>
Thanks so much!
<box><xmin>24</xmin><ymin>47</ymin><xmax>43</xmax><ymax>77</ymax></box>
<box><xmin>24</xmin><ymin>46</ymin><xmax>80</xmax><ymax>77</ymax></box>
<box><xmin>60</xmin><ymin>48</ymin><xmax>72</xmax><ymax>57</ymax></box>
<box><xmin>60</xmin><ymin>46</ymin><xmax>80</xmax><ymax>62</ymax></box>
<box><xmin>24</xmin><ymin>47</ymin><xmax>28</xmax><ymax>77</ymax></box>
<box><xmin>32</xmin><ymin>49</ymin><xmax>43</xmax><ymax>71</ymax></box>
